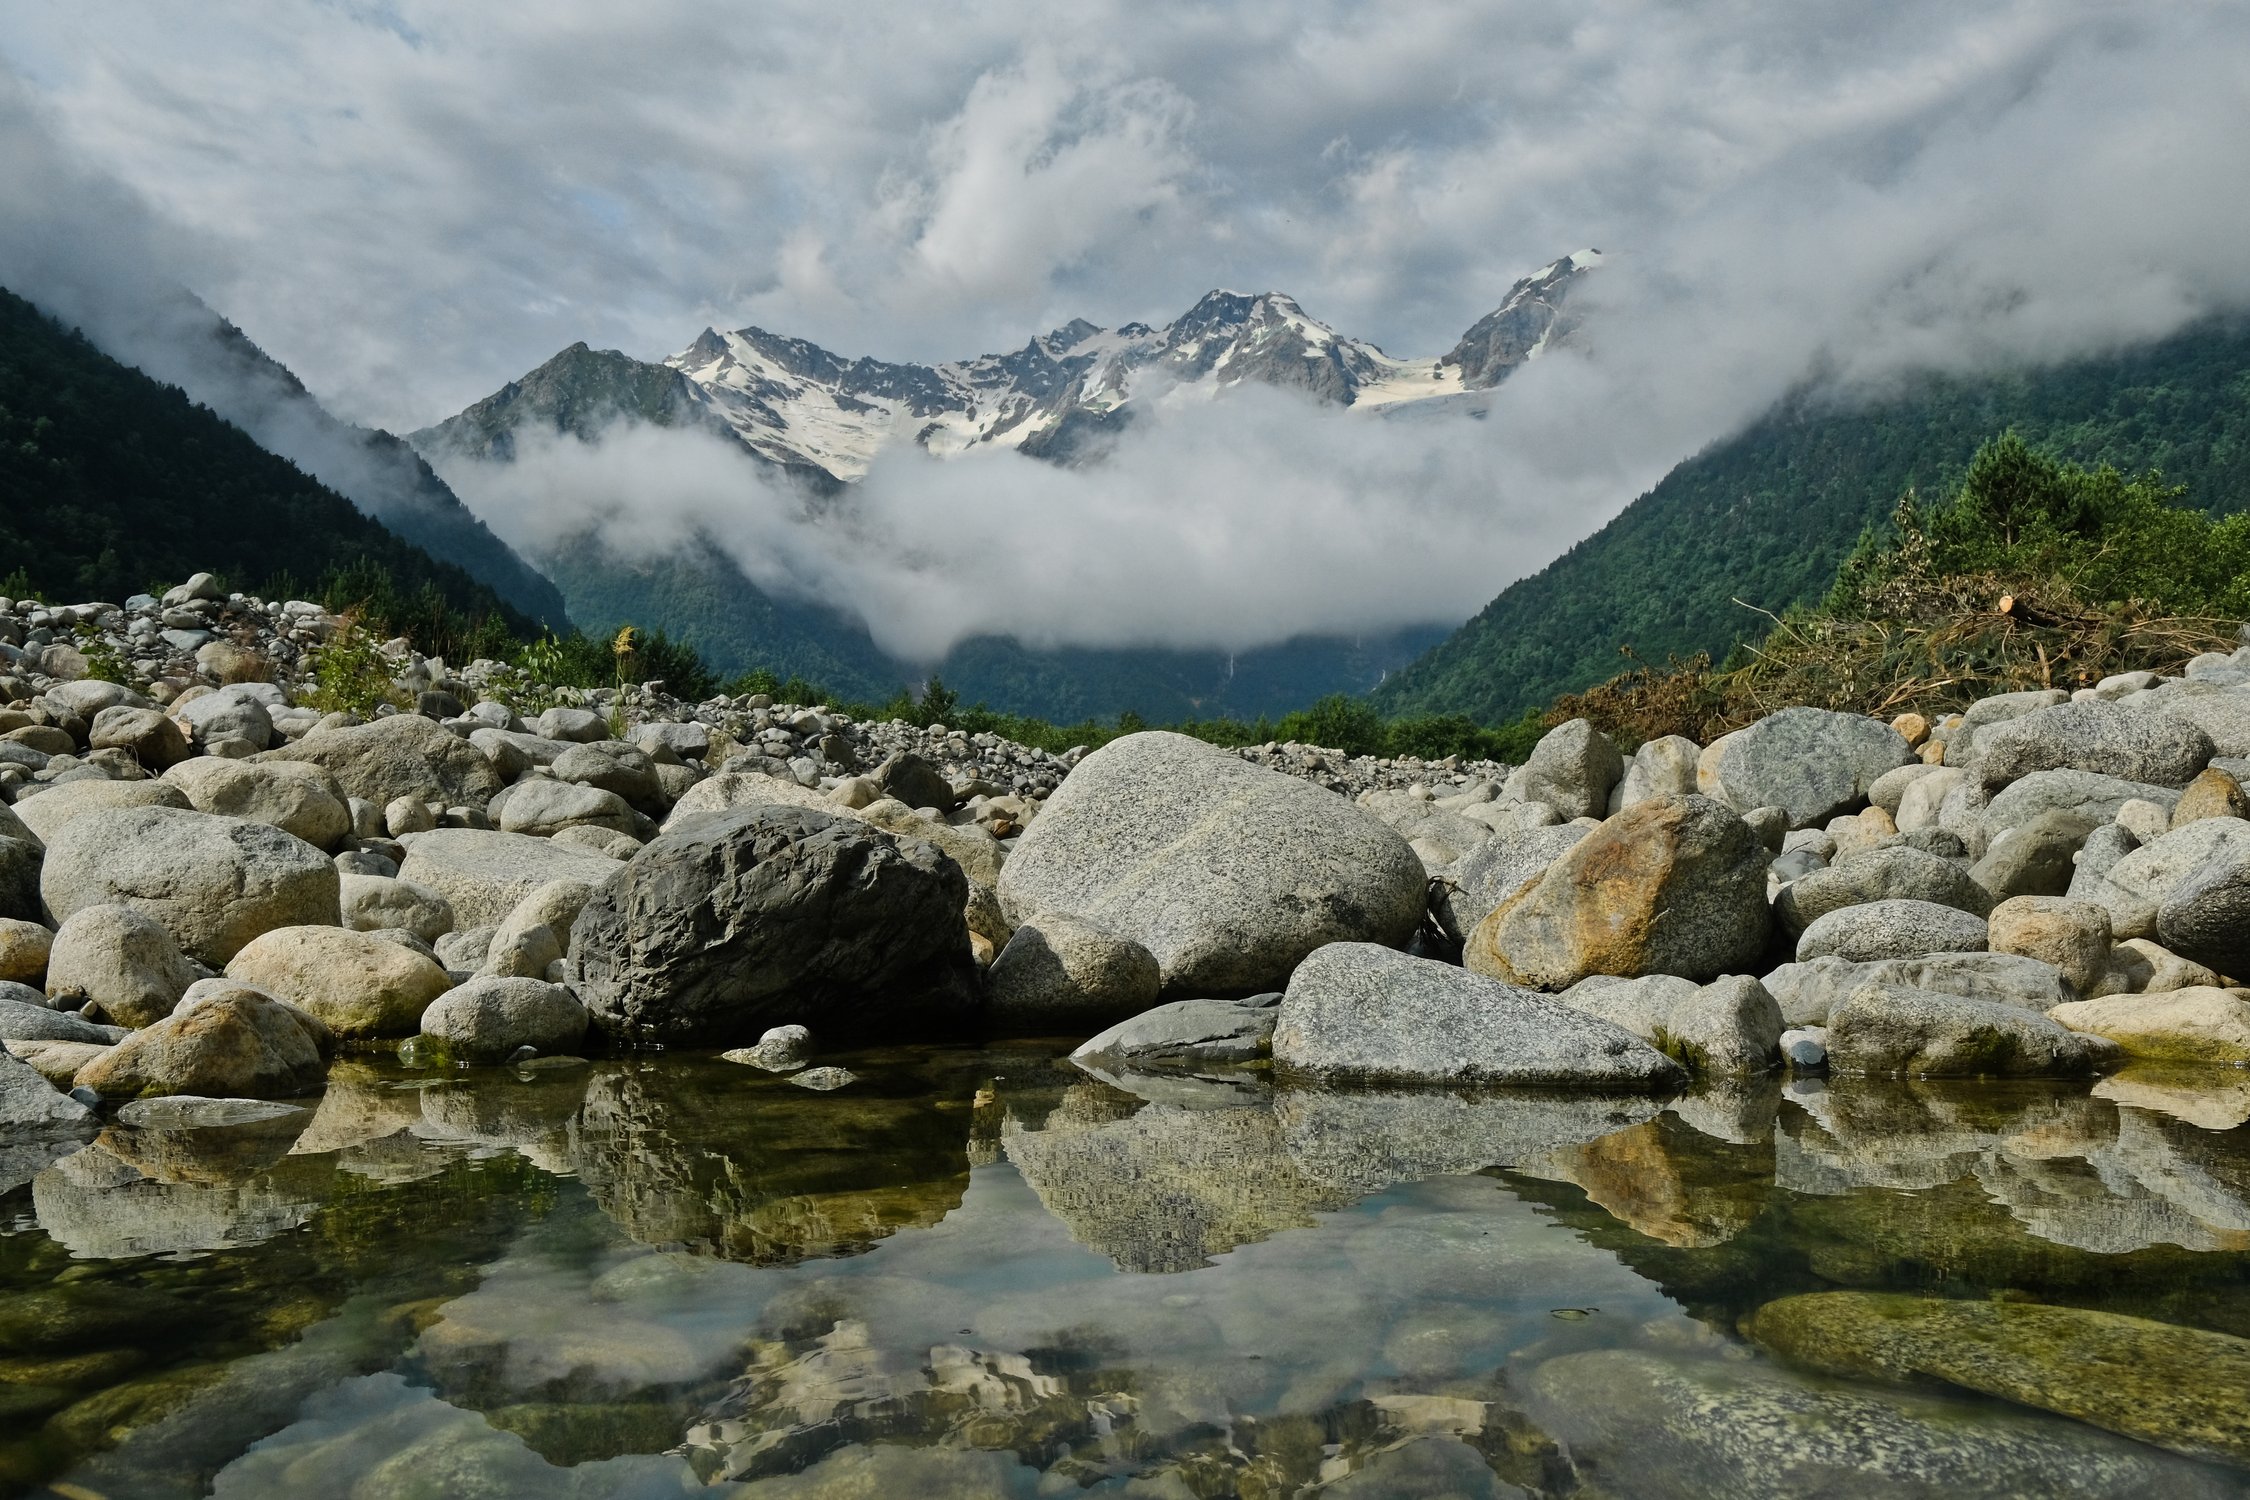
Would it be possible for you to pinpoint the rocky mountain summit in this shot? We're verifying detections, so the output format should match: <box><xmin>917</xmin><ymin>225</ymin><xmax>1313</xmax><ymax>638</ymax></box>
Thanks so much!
<box><xmin>415</xmin><ymin>251</ymin><xmax>1599</xmax><ymax>483</ymax></box>
<box><xmin>6</xmin><ymin>568</ymin><xmax>2250</xmax><ymax>1175</ymax></box>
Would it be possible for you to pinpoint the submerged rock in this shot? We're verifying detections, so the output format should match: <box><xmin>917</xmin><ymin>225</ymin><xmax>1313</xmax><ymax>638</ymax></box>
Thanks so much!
<box><xmin>1746</xmin><ymin>1290</ymin><xmax>2250</xmax><ymax>1467</ymax></box>
<box><xmin>1525</xmin><ymin>1347</ymin><xmax>2234</xmax><ymax>1499</ymax></box>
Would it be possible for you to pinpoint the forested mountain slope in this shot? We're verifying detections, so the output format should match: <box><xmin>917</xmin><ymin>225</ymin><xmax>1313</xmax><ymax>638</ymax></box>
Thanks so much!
<box><xmin>0</xmin><ymin>286</ymin><xmax>536</xmax><ymax>630</ymax></box>
<box><xmin>1373</xmin><ymin>322</ymin><xmax>2250</xmax><ymax>723</ymax></box>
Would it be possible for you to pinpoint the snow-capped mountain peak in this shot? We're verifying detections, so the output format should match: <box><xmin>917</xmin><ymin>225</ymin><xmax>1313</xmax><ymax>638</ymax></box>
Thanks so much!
<box><xmin>424</xmin><ymin>252</ymin><xmax>1600</xmax><ymax>483</ymax></box>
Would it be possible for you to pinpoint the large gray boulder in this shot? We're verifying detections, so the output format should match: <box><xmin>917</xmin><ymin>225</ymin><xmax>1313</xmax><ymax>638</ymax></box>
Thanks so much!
<box><xmin>419</xmin><ymin>976</ymin><xmax>588</xmax><ymax>1062</ymax></box>
<box><xmin>0</xmin><ymin>1050</ymin><xmax>92</xmax><ymax>1131</ymax></box>
<box><xmin>224</xmin><ymin>925</ymin><xmax>452</xmax><ymax>1038</ymax></box>
<box><xmin>496</xmin><ymin>777</ymin><xmax>639</xmax><ymax>839</ymax></box>
<box><xmin>1272</xmin><ymin>942</ymin><xmax>1685</xmax><ymax>1088</ymax></box>
<box><xmin>995</xmin><ymin>732</ymin><xmax>1426</xmax><ymax>994</ymax></box>
<box><xmin>43</xmin><ymin>903</ymin><xmax>208</xmax><ymax>1026</ymax></box>
<box><xmin>1702</xmin><ymin>708</ymin><xmax>1913</xmax><ymax>829</ymax></box>
<box><xmin>1070</xmin><ymin>994</ymin><xmax>1281</xmax><ymax>1068</ymax></box>
<box><xmin>2072</xmin><ymin>818</ymin><xmax>2250</xmax><ymax>941</ymax></box>
<box><xmin>161</xmin><ymin>757</ymin><xmax>351</xmax><ymax>850</ymax></box>
<box><xmin>1982</xmin><ymin>770</ymin><xmax>2181</xmax><ymax>853</ymax></box>
<box><xmin>1437</xmin><ymin>824</ymin><xmax>1589</xmax><ymax>940</ymax></box>
<box><xmin>985</xmin><ymin>912</ymin><xmax>1161</xmax><ymax>1036</ymax></box>
<box><xmin>267</xmin><ymin>712</ymin><xmax>504</xmax><ymax>809</ymax></box>
<box><xmin>73</xmin><ymin>982</ymin><xmax>328</xmax><ymax>1099</ymax></box>
<box><xmin>2154</xmin><ymin>840</ymin><xmax>2250</xmax><ymax>981</ymax></box>
<box><xmin>0</xmin><ymin>996</ymin><xmax>125</xmax><ymax>1045</ymax></box>
<box><xmin>1774</xmin><ymin>846</ymin><xmax>1990</xmax><ymax>937</ymax></box>
<box><xmin>2149</xmin><ymin>684</ymin><xmax>2250</xmax><ymax>758</ymax></box>
<box><xmin>1465</xmin><ymin>795</ymin><xmax>1768</xmax><ymax>990</ymax></box>
<box><xmin>1796</xmin><ymin>899</ymin><xmax>1988</xmax><ymax>963</ymax></box>
<box><xmin>0</xmin><ymin>833</ymin><xmax>37</xmax><ymax>925</ymax></box>
<box><xmin>1940</xmin><ymin>688</ymin><xmax>2068</xmax><ymax>766</ymax></box>
<box><xmin>1613</xmin><ymin>735</ymin><xmax>1702</xmax><ymax>813</ymax></box>
<box><xmin>1762</xmin><ymin>952</ymin><xmax>2075</xmax><ymax>1026</ymax></box>
<box><xmin>572</xmin><ymin>804</ymin><xmax>978</xmax><ymax>1046</ymax></box>
<box><xmin>661</xmin><ymin>770</ymin><xmax>828</xmax><ymax>831</ymax></box>
<box><xmin>40</xmin><ymin>807</ymin><xmax>339</xmax><ymax>966</ymax></box>
<box><xmin>396</xmin><ymin>829</ymin><xmax>622</xmax><ymax>929</ymax></box>
<box><xmin>1970</xmin><ymin>809</ymin><xmax>2096</xmax><ymax>901</ymax></box>
<box><xmin>1557</xmin><ymin>972</ymin><xmax>1783</xmax><ymax>1074</ymax></box>
<box><xmin>338</xmin><ymin>873</ymin><xmax>455</xmax><ymax>945</ymax></box>
<box><xmin>1972</xmin><ymin>700</ymin><xmax>2214</xmax><ymax>791</ymax></box>
<box><xmin>10</xmin><ymin>778</ymin><xmax>191</xmax><ymax>844</ymax></box>
<box><xmin>1505</xmin><ymin>718</ymin><xmax>1622</xmax><ymax>821</ymax></box>
<box><xmin>1826</xmin><ymin>983</ymin><xmax>2108</xmax><ymax>1077</ymax></box>
<box><xmin>175</xmin><ymin>683</ymin><xmax>277</xmax><ymax>750</ymax></box>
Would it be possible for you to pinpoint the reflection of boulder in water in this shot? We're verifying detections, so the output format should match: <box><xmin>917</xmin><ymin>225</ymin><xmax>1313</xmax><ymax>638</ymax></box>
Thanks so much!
<box><xmin>418</xmin><ymin>1068</ymin><xmax>590</xmax><ymax>1150</ymax></box>
<box><xmin>1001</xmin><ymin>1081</ymin><xmax>1347</xmax><ymax>1273</ymax></box>
<box><xmin>1776</xmin><ymin>1078</ymin><xmax>2108</xmax><ymax>1196</ymax></box>
<box><xmin>100</xmin><ymin>1109</ymin><xmax>310</xmax><ymax>1185</ymax></box>
<box><xmin>32</xmin><ymin>1138</ymin><xmax>334</xmax><ymax>1258</ymax></box>
<box><xmin>1666</xmin><ymin>1078</ymin><xmax>1781</xmax><ymax>1145</ymax></box>
<box><xmin>1781</xmin><ymin>1074</ymin><xmax>2250</xmax><ymax>1259</ymax></box>
<box><xmin>1274</xmin><ymin>1086</ymin><xmax>1663</xmax><ymax>1196</ymax></box>
<box><xmin>568</xmin><ymin>1061</ymin><xmax>970</xmax><ymax>1264</ymax></box>
<box><xmin>1524</xmin><ymin>1347</ymin><xmax>2237</xmax><ymax>1499</ymax></box>
<box><xmin>1518</xmin><ymin>1115</ymin><xmax>1773</xmax><ymax>1248</ymax></box>
<box><xmin>686</xmin><ymin>1317</ymin><xmax>1562</xmax><ymax>1495</ymax></box>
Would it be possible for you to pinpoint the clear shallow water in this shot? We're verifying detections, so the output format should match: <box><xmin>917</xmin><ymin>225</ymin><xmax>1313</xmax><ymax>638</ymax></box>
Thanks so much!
<box><xmin>4</xmin><ymin>1048</ymin><xmax>2250</xmax><ymax>1497</ymax></box>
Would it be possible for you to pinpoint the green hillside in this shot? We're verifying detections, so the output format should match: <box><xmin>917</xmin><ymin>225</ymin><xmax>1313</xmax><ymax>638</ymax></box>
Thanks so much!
<box><xmin>0</xmin><ymin>284</ymin><xmax>536</xmax><ymax>631</ymax></box>
<box><xmin>1373</xmin><ymin>321</ymin><xmax>2250</xmax><ymax>724</ymax></box>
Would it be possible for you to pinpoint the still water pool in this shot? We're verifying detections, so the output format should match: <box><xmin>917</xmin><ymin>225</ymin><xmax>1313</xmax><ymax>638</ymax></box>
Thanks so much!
<box><xmin>5</xmin><ymin>1047</ymin><xmax>2250</xmax><ymax>1497</ymax></box>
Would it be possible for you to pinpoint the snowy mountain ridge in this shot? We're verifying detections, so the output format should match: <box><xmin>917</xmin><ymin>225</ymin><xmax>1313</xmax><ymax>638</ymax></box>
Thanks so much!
<box><xmin>658</xmin><ymin>250</ymin><xmax>1601</xmax><ymax>480</ymax></box>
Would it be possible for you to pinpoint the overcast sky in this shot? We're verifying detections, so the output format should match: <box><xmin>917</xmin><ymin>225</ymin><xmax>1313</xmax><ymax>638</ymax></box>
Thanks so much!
<box><xmin>7</xmin><ymin>2</ymin><xmax>2244</xmax><ymax>431</ymax></box>
<box><xmin>5</xmin><ymin>3</ymin><xmax>2249</xmax><ymax>657</ymax></box>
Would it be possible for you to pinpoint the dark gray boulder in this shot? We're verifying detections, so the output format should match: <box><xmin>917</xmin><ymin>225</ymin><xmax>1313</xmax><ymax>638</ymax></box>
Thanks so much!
<box><xmin>572</xmin><ymin>804</ymin><xmax>977</xmax><ymax>1046</ymax></box>
<box><xmin>2156</xmin><ymin>843</ymin><xmax>2250</xmax><ymax>981</ymax></box>
<box><xmin>1970</xmin><ymin>809</ymin><xmax>2096</xmax><ymax>901</ymax></box>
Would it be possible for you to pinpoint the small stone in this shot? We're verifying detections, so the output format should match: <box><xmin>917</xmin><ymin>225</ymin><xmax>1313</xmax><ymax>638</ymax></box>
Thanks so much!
<box><xmin>1780</xmin><ymin>1026</ymin><xmax>1828</xmax><ymax>1069</ymax></box>
<box><xmin>720</xmin><ymin>1023</ymin><xmax>813</xmax><ymax>1071</ymax></box>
